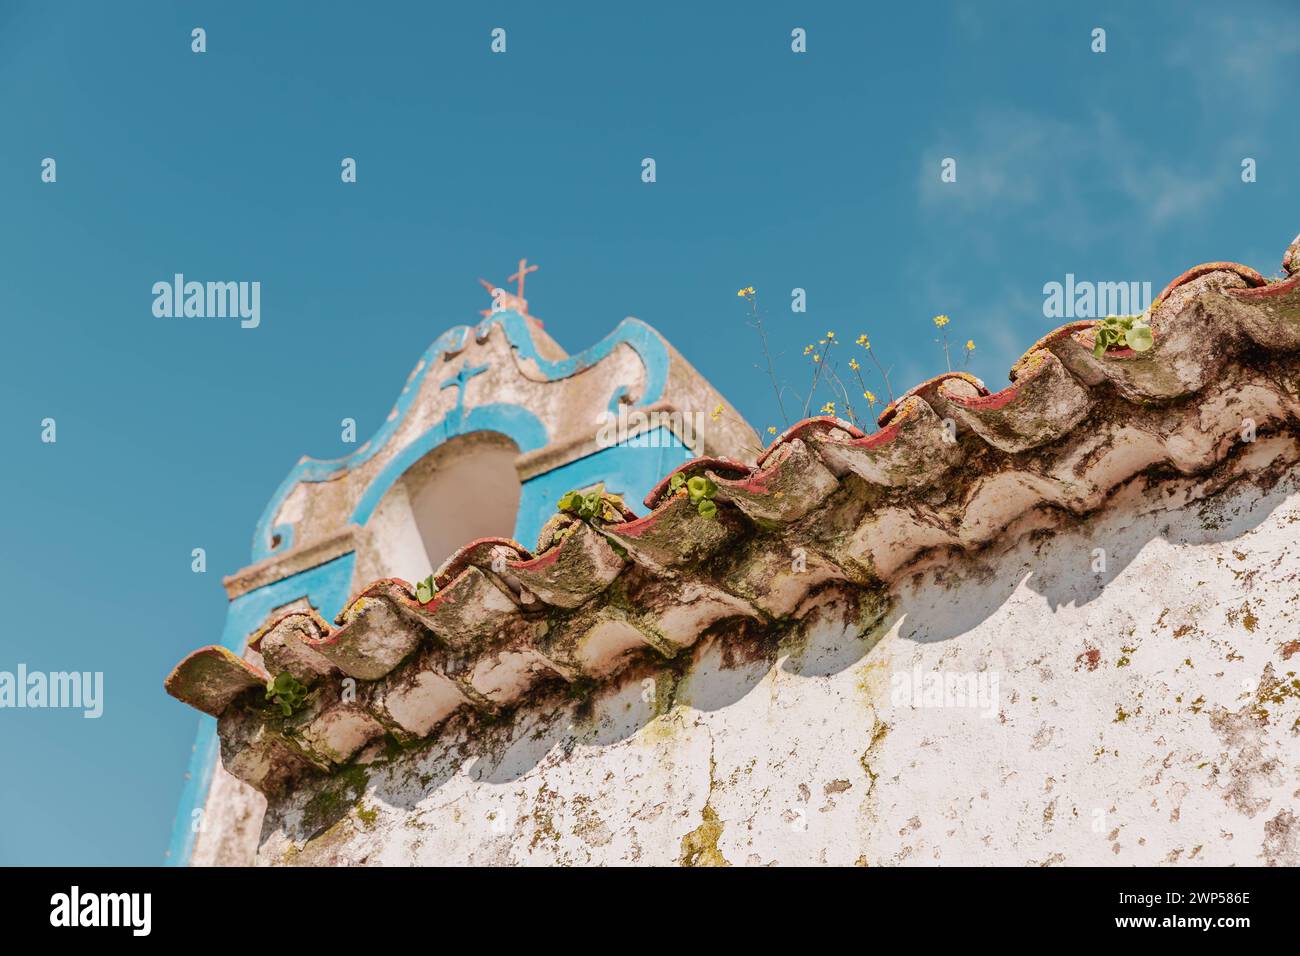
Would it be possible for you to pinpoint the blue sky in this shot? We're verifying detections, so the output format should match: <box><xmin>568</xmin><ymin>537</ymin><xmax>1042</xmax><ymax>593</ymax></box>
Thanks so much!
<box><xmin>0</xmin><ymin>1</ymin><xmax>1295</xmax><ymax>864</ymax></box>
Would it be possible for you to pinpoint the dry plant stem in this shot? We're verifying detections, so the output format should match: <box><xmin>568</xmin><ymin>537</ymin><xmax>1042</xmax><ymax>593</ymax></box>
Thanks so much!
<box><xmin>825</xmin><ymin>363</ymin><xmax>860</xmax><ymax>427</ymax></box>
<box><xmin>778</xmin><ymin>384</ymin><xmax>804</xmax><ymax>416</ymax></box>
<box><xmin>849</xmin><ymin>364</ymin><xmax>878</xmax><ymax>431</ymax></box>
<box><xmin>747</xmin><ymin>297</ymin><xmax>789</xmax><ymax>427</ymax></box>
<box><xmin>719</xmin><ymin>409</ymin><xmax>767</xmax><ymax>459</ymax></box>
<box><xmin>865</xmin><ymin>347</ymin><xmax>894</xmax><ymax>404</ymax></box>
<box><xmin>801</xmin><ymin>339</ymin><xmax>836</xmax><ymax>419</ymax></box>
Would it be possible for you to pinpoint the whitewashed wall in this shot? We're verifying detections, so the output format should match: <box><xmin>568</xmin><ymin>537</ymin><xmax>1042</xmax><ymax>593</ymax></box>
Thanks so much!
<box><xmin>254</xmin><ymin>451</ymin><xmax>1300</xmax><ymax>866</ymax></box>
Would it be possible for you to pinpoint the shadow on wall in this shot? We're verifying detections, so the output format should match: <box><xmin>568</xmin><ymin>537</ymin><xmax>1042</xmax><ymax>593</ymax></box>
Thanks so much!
<box><xmin>891</xmin><ymin>455</ymin><xmax>1298</xmax><ymax>647</ymax></box>
<box><xmin>270</xmin><ymin>449</ymin><xmax>1300</xmax><ymax>844</ymax></box>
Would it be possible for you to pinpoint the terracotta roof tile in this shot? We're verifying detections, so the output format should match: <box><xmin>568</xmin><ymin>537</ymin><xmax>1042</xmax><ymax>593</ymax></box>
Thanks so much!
<box><xmin>643</xmin><ymin>456</ymin><xmax>752</xmax><ymax>508</ymax></box>
<box><xmin>708</xmin><ymin>438</ymin><xmax>838</xmax><ymax>524</ymax></box>
<box><xmin>1284</xmin><ymin>232</ymin><xmax>1299</xmax><ymax>275</ymax></box>
<box><xmin>877</xmin><ymin>371</ymin><xmax>987</xmax><ymax>428</ymax></box>
<box><xmin>1152</xmin><ymin>260</ymin><xmax>1266</xmax><ymax>310</ymax></box>
<box><xmin>164</xmin><ymin>646</ymin><xmax>267</xmax><ymax>718</ymax></box>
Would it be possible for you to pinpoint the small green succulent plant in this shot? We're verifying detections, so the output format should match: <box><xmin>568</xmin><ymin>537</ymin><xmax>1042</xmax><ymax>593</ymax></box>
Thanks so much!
<box><xmin>414</xmin><ymin>574</ymin><xmax>438</xmax><ymax>604</ymax></box>
<box><xmin>1092</xmin><ymin>314</ymin><xmax>1154</xmax><ymax>358</ymax></box>
<box><xmin>670</xmin><ymin>473</ymin><xmax>718</xmax><ymax>519</ymax></box>
<box><xmin>556</xmin><ymin>482</ymin><xmax>625</xmax><ymax>523</ymax></box>
<box><xmin>265</xmin><ymin>672</ymin><xmax>310</xmax><ymax>717</ymax></box>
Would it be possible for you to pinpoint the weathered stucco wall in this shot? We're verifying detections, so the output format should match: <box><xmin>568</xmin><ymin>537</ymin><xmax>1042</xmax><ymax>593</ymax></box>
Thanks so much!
<box><xmin>256</xmin><ymin>441</ymin><xmax>1300</xmax><ymax>866</ymax></box>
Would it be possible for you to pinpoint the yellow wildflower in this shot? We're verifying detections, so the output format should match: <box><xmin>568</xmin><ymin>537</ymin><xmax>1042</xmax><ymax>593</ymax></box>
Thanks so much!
<box><xmin>766</xmin><ymin>426</ymin><xmax>777</xmax><ymax>435</ymax></box>
<box><xmin>812</xmin><ymin>354</ymin><xmax>820</xmax><ymax>363</ymax></box>
<box><xmin>864</xmin><ymin>390</ymin><xmax>877</xmax><ymax>406</ymax></box>
<box><xmin>849</xmin><ymin>358</ymin><xmax>860</xmax><ymax>371</ymax></box>
<box><xmin>856</xmin><ymin>334</ymin><xmax>870</xmax><ymax>348</ymax></box>
<box><xmin>820</xmin><ymin>402</ymin><xmax>835</xmax><ymax>415</ymax></box>
<box><xmin>826</xmin><ymin>331</ymin><xmax>835</xmax><ymax>339</ymax></box>
<box><xmin>966</xmin><ymin>339</ymin><xmax>975</xmax><ymax>351</ymax></box>
<box><xmin>802</xmin><ymin>344</ymin><xmax>815</xmax><ymax>356</ymax></box>
<box><xmin>933</xmin><ymin>314</ymin><xmax>950</xmax><ymax>329</ymax></box>
<box><xmin>736</xmin><ymin>286</ymin><xmax>755</xmax><ymax>297</ymax></box>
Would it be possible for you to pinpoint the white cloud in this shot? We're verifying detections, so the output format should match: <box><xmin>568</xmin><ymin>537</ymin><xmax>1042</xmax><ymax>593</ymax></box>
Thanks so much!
<box><xmin>1164</xmin><ymin>12</ymin><xmax>1300</xmax><ymax>112</ymax></box>
<box><xmin>918</xmin><ymin>108</ymin><xmax>1229</xmax><ymax>241</ymax></box>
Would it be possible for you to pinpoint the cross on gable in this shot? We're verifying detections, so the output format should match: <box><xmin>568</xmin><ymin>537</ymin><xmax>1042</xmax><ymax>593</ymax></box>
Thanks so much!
<box><xmin>479</xmin><ymin>257</ymin><xmax>540</xmax><ymax>318</ymax></box>
<box><xmin>508</xmin><ymin>258</ymin><xmax>538</xmax><ymax>299</ymax></box>
<box><xmin>440</xmin><ymin>360</ymin><xmax>489</xmax><ymax>423</ymax></box>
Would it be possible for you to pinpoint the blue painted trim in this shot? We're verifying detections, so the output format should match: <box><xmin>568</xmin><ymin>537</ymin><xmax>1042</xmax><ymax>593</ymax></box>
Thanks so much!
<box><xmin>251</xmin><ymin>313</ymin><xmax>670</xmax><ymax>561</ymax></box>
<box><xmin>349</xmin><ymin>404</ymin><xmax>548</xmax><ymax>526</ymax></box>
<box><xmin>165</xmin><ymin>553</ymin><xmax>357</xmax><ymax>866</ymax></box>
